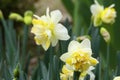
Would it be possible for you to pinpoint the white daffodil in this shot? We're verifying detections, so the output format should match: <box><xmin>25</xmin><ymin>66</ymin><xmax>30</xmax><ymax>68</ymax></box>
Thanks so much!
<box><xmin>90</xmin><ymin>0</ymin><xmax>104</xmax><ymax>27</ymax></box>
<box><xmin>90</xmin><ymin>0</ymin><xmax>116</xmax><ymax>26</ymax></box>
<box><xmin>90</xmin><ymin>0</ymin><xmax>104</xmax><ymax>17</ymax></box>
<box><xmin>60</xmin><ymin>39</ymin><xmax>98</xmax><ymax>79</ymax></box>
<box><xmin>113</xmin><ymin>76</ymin><xmax>120</xmax><ymax>80</ymax></box>
<box><xmin>31</xmin><ymin>8</ymin><xmax>70</xmax><ymax>50</ymax></box>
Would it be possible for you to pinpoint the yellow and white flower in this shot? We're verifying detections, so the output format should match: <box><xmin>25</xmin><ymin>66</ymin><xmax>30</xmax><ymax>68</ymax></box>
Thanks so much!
<box><xmin>79</xmin><ymin>66</ymin><xmax>95</xmax><ymax>80</ymax></box>
<box><xmin>101</xmin><ymin>4</ymin><xmax>116</xmax><ymax>24</ymax></box>
<box><xmin>90</xmin><ymin>0</ymin><xmax>116</xmax><ymax>26</ymax></box>
<box><xmin>60</xmin><ymin>39</ymin><xmax>98</xmax><ymax>79</ymax></box>
<box><xmin>113</xmin><ymin>76</ymin><xmax>120</xmax><ymax>80</ymax></box>
<box><xmin>60</xmin><ymin>65</ymin><xmax>73</xmax><ymax>80</ymax></box>
<box><xmin>90</xmin><ymin>0</ymin><xmax>104</xmax><ymax>26</ymax></box>
<box><xmin>60</xmin><ymin>65</ymin><xmax>95</xmax><ymax>80</ymax></box>
<box><xmin>31</xmin><ymin>8</ymin><xmax>70</xmax><ymax>50</ymax></box>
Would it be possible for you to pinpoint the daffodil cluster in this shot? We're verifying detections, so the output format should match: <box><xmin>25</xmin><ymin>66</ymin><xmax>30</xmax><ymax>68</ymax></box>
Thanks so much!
<box><xmin>31</xmin><ymin>8</ymin><xmax>70</xmax><ymax>50</ymax></box>
<box><xmin>60</xmin><ymin>39</ymin><xmax>98</xmax><ymax>80</ymax></box>
<box><xmin>90</xmin><ymin>0</ymin><xmax>116</xmax><ymax>27</ymax></box>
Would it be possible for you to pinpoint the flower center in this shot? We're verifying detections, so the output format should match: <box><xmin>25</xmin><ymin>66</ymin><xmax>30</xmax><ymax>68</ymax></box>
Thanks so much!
<box><xmin>66</xmin><ymin>51</ymin><xmax>92</xmax><ymax>71</ymax></box>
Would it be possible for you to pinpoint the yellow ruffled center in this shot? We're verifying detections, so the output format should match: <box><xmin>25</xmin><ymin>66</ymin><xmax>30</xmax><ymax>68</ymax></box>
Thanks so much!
<box><xmin>65</xmin><ymin>50</ymin><xmax>98</xmax><ymax>71</ymax></box>
<box><xmin>32</xmin><ymin>19</ymin><xmax>55</xmax><ymax>30</ymax></box>
<box><xmin>101</xmin><ymin>8</ymin><xmax>116</xmax><ymax>23</ymax></box>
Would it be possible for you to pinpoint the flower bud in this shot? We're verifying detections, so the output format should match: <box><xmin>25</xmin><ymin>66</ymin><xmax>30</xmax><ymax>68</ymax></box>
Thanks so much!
<box><xmin>24</xmin><ymin>10</ymin><xmax>33</xmax><ymax>16</ymax></box>
<box><xmin>24</xmin><ymin>16</ymin><xmax>32</xmax><ymax>25</ymax></box>
<box><xmin>9</xmin><ymin>13</ymin><xmax>23</xmax><ymax>21</ymax></box>
<box><xmin>0</xmin><ymin>10</ymin><xmax>3</xmax><ymax>19</ymax></box>
<box><xmin>13</xmin><ymin>66</ymin><xmax>19</xmax><ymax>78</ymax></box>
<box><xmin>24</xmin><ymin>10</ymin><xmax>33</xmax><ymax>25</ymax></box>
<box><xmin>100</xmin><ymin>27</ymin><xmax>110</xmax><ymax>43</ymax></box>
<box><xmin>76</xmin><ymin>35</ymin><xmax>91</xmax><ymax>42</ymax></box>
<box><xmin>101</xmin><ymin>7</ymin><xmax>116</xmax><ymax>24</ymax></box>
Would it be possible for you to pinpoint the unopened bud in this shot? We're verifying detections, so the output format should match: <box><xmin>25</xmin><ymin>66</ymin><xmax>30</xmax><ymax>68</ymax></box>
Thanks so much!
<box><xmin>100</xmin><ymin>27</ymin><xmax>110</xmax><ymax>43</ymax></box>
<box><xmin>9</xmin><ymin>13</ymin><xmax>23</xmax><ymax>21</ymax></box>
<box><xmin>76</xmin><ymin>35</ymin><xmax>91</xmax><ymax>42</ymax></box>
<box><xmin>0</xmin><ymin>10</ymin><xmax>3</xmax><ymax>19</ymax></box>
<box><xmin>13</xmin><ymin>65</ymin><xmax>19</xmax><ymax>78</ymax></box>
<box><xmin>24</xmin><ymin>10</ymin><xmax>33</xmax><ymax>16</ymax></box>
<box><xmin>24</xmin><ymin>16</ymin><xmax>32</xmax><ymax>25</ymax></box>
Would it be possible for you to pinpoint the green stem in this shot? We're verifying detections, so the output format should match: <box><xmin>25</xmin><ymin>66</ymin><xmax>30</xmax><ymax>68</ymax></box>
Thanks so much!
<box><xmin>73</xmin><ymin>0</ymin><xmax>80</xmax><ymax>37</ymax></box>
<box><xmin>99</xmin><ymin>55</ymin><xmax>101</xmax><ymax>80</ymax></box>
<box><xmin>73</xmin><ymin>71</ymin><xmax>80</xmax><ymax>80</ymax></box>
<box><xmin>1</xmin><ymin>19</ymin><xmax>15</xmax><ymax>52</ymax></box>
<box><xmin>21</xmin><ymin>25</ymin><xmax>28</xmax><ymax>67</ymax></box>
<box><xmin>105</xmin><ymin>43</ymin><xmax>110</xmax><ymax>80</ymax></box>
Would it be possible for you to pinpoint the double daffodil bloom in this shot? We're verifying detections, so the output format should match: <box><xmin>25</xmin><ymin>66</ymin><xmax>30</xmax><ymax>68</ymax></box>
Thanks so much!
<box><xmin>31</xmin><ymin>8</ymin><xmax>70</xmax><ymax>50</ymax></box>
<box><xmin>101</xmin><ymin>4</ymin><xmax>116</xmax><ymax>24</ymax></box>
<box><xmin>60</xmin><ymin>65</ymin><xmax>95</xmax><ymax>80</ymax></box>
<box><xmin>60</xmin><ymin>65</ymin><xmax>73</xmax><ymax>80</ymax></box>
<box><xmin>113</xmin><ymin>76</ymin><xmax>120</xmax><ymax>80</ymax></box>
<box><xmin>60</xmin><ymin>39</ymin><xmax>98</xmax><ymax>79</ymax></box>
<box><xmin>90</xmin><ymin>0</ymin><xmax>116</xmax><ymax>27</ymax></box>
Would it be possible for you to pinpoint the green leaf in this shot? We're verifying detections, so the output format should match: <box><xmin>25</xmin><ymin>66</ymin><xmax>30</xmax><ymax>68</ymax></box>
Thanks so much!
<box><xmin>61</xmin><ymin>0</ymin><xmax>74</xmax><ymax>17</ymax></box>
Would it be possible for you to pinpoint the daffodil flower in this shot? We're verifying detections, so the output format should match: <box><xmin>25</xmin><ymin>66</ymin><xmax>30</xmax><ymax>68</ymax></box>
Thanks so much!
<box><xmin>101</xmin><ymin>4</ymin><xmax>116</xmax><ymax>24</ymax></box>
<box><xmin>90</xmin><ymin>0</ymin><xmax>116</xmax><ymax>26</ymax></box>
<box><xmin>113</xmin><ymin>76</ymin><xmax>120</xmax><ymax>80</ymax></box>
<box><xmin>90</xmin><ymin>0</ymin><xmax>104</xmax><ymax>26</ymax></box>
<box><xmin>60</xmin><ymin>65</ymin><xmax>73</xmax><ymax>80</ymax></box>
<box><xmin>79</xmin><ymin>66</ymin><xmax>95</xmax><ymax>80</ymax></box>
<box><xmin>31</xmin><ymin>8</ymin><xmax>70</xmax><ymax>50</ymax></box>
<box><xmin>60</xmin><ymin>39</ymin><xmax>98</xmax><ymax>79</ymax></box>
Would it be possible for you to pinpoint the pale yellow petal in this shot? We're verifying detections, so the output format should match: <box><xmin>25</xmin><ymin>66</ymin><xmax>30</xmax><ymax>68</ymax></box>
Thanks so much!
<box><xmin>55</xmin><ymin>24</ymin><xmax>70</xmax><ymax>40</ymax></box>
<box><xmin>51</xmin><ymin>37</ymin><xmax>58</xmax><ymax>46</ymax></box>
<box><xmin>113</xmin><ymin>76</ymin><xmax>120</xmax><ymax>80</ymax></box>
<box><xmin>60</xmin><ymin>53</ymin><xmax>70</xmax><ymax>62</ymax></box>
<box><xmin>50</xmin><ymin>10</ymin><xmax>62</xmax><ymax>23</ymax></box>
<box><xmin>68</xmin><ymin>40</ymin><xmax>81</xmax><ymax>52</ymax></box>
<box><xmin>79</xmin><ymin>39</ymin><xmax>92</xmax><ymax>55</ymax></box>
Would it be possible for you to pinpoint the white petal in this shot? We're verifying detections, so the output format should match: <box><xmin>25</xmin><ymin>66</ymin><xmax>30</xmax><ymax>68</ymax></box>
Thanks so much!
<box><xmin>50</xmin><ymin>10</ymin><xmax>62</xmax><ymax>23</ymax></box>
<box><xmin>90</xmin><ymin>1</ymin><xmax>103</xmax><ymax>16</ymax></box>
<box><xmin>109</xmin><ymin>4</ymin><xmax>115</xmax><ymax>8</ymax></box>
<box><xmin>87</xmin><ymin>66</ymin><xmax>95</xmax><ymax>80</ymax></box>
<box><xmin>65</xmin><ymin>64</ymin><xmax>74</xmax><ymax>71</ymax></box>
<box><xmin>51</xmin><ymin>37</ymin><xmax>58</xmax><ymax>46</ymax></box>
<box><xmin>46</xmin><ymin>8</ymin><xmax>50</xmax><ymax>18</ymax></box>
<box><xmin>113</xmin><ymin>76</ymin><xmax>120</xmax><ymax>80</ymax></box>
<box><xmin>41</xmin><ymin>40</ymin><xmax>50</xmax><ymax>51</ymax></box>
<box><xmin>68</xmin><ymin>40</ymin><xmax>81</xmax><ymax>52</ymax></box>
<box><xmin>33</xmin><ymin>15</ymin><xmax>41</xmax><ymax>19</ymax></box>
<box><xmin>88</xmin><ymin>72</ymin><xmax>95</xmax><ymax>80</ymax></box>
<box><xmin>40</xmin><ymin>15</ymin><xmax>49</xmax><ymax>22</ymax></box>
<box><xmin>80</xmin><ymin>39</ymin><xmax>91</xmax><ymax>48</ymax></box>
<box><xmin>45</xmin><ymin>30</ymin><xmax>51</xmax><ymax>39</ymax></box>
<box><xmin>54</xmin><ymin>24</ymin><xmax>70</xmax><ymax>40</ymax></box>
<box><xmin>31</xmin><ymin>25</ymin><xmax>44</xmax><ymax>35</ymax></box>
<box><xmin>60</xmin><ymin>52</ymin><xmax>70</xmax><ymax>62</ymax></box>
<box><xmin>79</xmin><ymin>39</ymin><xmax>92</xmax><ymax>54</ymax></box>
